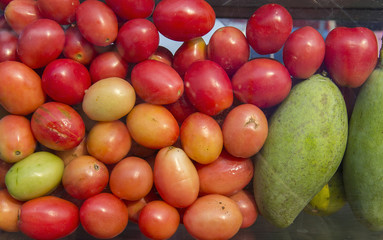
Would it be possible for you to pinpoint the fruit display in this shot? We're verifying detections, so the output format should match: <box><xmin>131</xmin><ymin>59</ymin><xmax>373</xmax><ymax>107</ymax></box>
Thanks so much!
<box><xmin>0</xmin><ymin>0</ymin><xmax>382</xmax><ymax>239</ymax></box>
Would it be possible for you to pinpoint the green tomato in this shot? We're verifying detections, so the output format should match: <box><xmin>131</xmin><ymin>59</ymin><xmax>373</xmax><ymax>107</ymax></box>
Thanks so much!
<box><xmin>5</xmin><ymin>151</ymin><xmax>64</xmax><ymax>201</ymax></box>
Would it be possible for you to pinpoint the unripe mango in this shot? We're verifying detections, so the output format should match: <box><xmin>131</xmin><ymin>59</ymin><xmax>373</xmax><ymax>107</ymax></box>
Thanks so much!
<box><xmin>253</xmin><ymin>74</ymin><xmax>348</xmax><ymax>228</ymax></box>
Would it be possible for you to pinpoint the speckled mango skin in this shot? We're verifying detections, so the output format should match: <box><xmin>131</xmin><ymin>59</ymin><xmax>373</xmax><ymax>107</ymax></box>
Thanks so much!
<box><xmin>253</xmin><ymin>74</ymin><xmax>348</xmax><ymax>228</ymax></box>
<box><xmin>343</xmin><ymin>68</ymin><xmax>383</xmax><ymax>231</ymax></box>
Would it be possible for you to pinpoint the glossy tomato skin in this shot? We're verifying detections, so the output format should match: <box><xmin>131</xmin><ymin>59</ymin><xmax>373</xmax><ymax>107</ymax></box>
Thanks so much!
<box><xmin>131</xmin><ymin>59</ymin><xmax>184</xmax><ymax>105</ymax></box>
<box><xmin>0</xmin><ymin>29</ymin><xmax>18</xmax><ymax>62</ymax></box>
<box><xmin>37</xmin><ymin>0</ymin><xmax>79</xmax><ymax>25</ymax></box>
<box><xmin>148</xmin><ymin>45</ymin><xmax>174</xmax><ymax>66</ymax></box>
<box><xmin>124</xmin><ymin>189</ymin><xmax>159</xmax><ymax>223</ymax></box>
<box><xmin>54</xmin><ymin>136</ymin><xmax>88</xmax><ymax>166</ymax></box>
<box><xmin>42</xmin><ymin>58</ymin><xmax>91</xmax><ymax>105</ymax></box>
<box><xmin>324</xmin><ymin>26</ymin><xmax>378</xmax><ymax>88</ymax></box>
<box><xmin>184</xmin><ymin>60</ymin><xmax>233</xmax><ymax>116</ymax></box>
<box><xmin>80</xmin><ymin>192</ymin><xmax>129</xmax><ymax>239</ymax></box>
<box><xmin>76</xmin><ymin>0</ymin><xmax>118</xmax><ymax>47</ymax></box>
<box><xmin>89</xmin><ymin>51</ymin><xmax>129</xmax><ymax>83</ymax></box>
<box><xmin>232</xmin><ymin>58</ymin><xmax>292</xmax><ymax>109</ymax></box>
<box><xmin>18</xmin><ymin>196</ymin><xmax>79</xmax><ymax>240</ymax></box>
<box><xmin>17</xmin><ymin>18</ymin><xmax>65</xmax><ymax>69</ymax></box>
<box><xmin>165</xmin><ymin>94</ymin><xmax>197</xmax><ymax>124</ymax></box>
<box><xmin>153</xmin><ymin>0</ymin><xmax>215</xmax><ymax>42</ymax></box>
<box><xmin>246</xmin><ymin>3</ymin><xmax>293</xmax><ymax>55</ymax></box>
<box><xmin>116</xmin><ymin>18</ymin><xmax>159</xmax><ymax>63</ymax></box>
<box><xmin>105</xmin><ymin>0</ymin><xmax>154</xmax><ymax>20</ymax></box>
<box><xmin>283</xmin><ymin>26</ymin><xmax>325</xmax><ymax>79</ymax></box>
<box><xmin>230</xmin><ymin>189</ymin><xmax>258</xmax><ymax>229</ymax></box>
<box><xmin>4</xmin><ymin>0</ymin><xmax>42</xmax><ymax>34</ymax></box>
<box><xmin>0</xmin><ymin>189</ymin><xmax>23</xmax><ymax>232</ymax></box>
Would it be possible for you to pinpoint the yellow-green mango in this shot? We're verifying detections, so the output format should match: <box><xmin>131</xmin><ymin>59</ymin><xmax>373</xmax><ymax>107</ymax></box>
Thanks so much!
<box><xmin>253</xmin><ymin>74</ymin><xmax>348</xmax><ymax>228</ymax></box>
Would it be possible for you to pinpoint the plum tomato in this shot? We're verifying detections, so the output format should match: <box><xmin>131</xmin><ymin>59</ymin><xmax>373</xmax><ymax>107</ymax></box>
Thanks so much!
<box><xmin>148</xmin><ymin>45</ymin><xmax>174</xmax><ymax>66</ymax></box>
<box><xmin>283</xmin><ymin>26</ymin><xmax>325</xmax><ymax>79</ymax></box>
<box><xmin>183</xmin><ymin>194</ymin><xmax>243</xmax><ymax>240</ymax></box>
<box><xmin>165</xmin><ymin>93</ymin><xmax>197</xmax><ymax>124</ymax></box>
<box><xmin>180</xmin><ymin>112</ymin><xmax>223</xmax><ymax>164</ymax></box>
<box><xmin>37</xmin><ymin>0</ymin><xmax>79</xmax><ymax>25</ymax></box>
<box><xmin>89</xmin><ymin>51</ymin><xmax>129</xmax><ymax>83</ymax></box>
<box><xmin>131</xmin><ymin>59</ymin><xmax>184</xmax><ymax>105</ymax></box>
<box><xmin>124</xmin><ymin>189</ymin><xmax>159</xmax><ymax>223</ymax></box>
<box><xmin>4</xmin><ymin>0</ymin><xmax>42</xmax><ymax>34</ymax></box>
<box><xmin>153</xmin><ymin>0</ymin><xmax>215</xmax><ymax>42</ymax></box>
<box><xmin>184</xmin><ymin>60</ymin><xmax>233</xmax><ymax>116</ymax></box>
<box><xmin>0</xmin><ymin>29</ymin><xmax>18</xmax><ymax>62</ymax></box>
<box><xmin>222</xmin><ymin>104</ymin><xmax>268</xmax><ymax>158</ymax></box>
<box><xmin>105</xmin><ymin>0</ymin><xmax>155</xmax><ymax>20</ymax></box>
<box><xmin>232</xmin><ymin>58</ymin><xmax>292</xmax><ymax>109</ymax></box>
<box><xmin>0</xmin><ymin>189</ymin><xmax>23</xmax><ymax>232</ymax></box>
<box><xmin>324</xmin><ymin>26</ymin><xmax>378</xmax><ymax>88</ymax></box>
<box><xmin>230</xmin><ymin>189</ymin><xmax>259</xmax><ymax>229</ymax></box>
<box><xmin>246</xmin><ymin>3</ymin><xmax>293</xmax><ymax>55</ymax></box>
<box><xmin>54</xmin><ymin>137</ymin><xmax>88</xmax><ymax>166</ymax></box>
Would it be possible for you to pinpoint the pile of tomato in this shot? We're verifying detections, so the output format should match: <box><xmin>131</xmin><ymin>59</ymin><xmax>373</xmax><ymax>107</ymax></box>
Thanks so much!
<box><xmin>0</xmin><ymin>0</ymin><xmax>380</xmax><ymax>239</ymax></box>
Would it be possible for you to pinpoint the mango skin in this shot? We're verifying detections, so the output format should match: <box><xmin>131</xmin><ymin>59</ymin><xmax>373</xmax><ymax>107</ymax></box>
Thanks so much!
<box><xmin>343</xmin><ymin>68</ymin><xmax>383</xmax><ymax>231</ymax></box>
<box><xmin>253</xmin><ymin>74</ymin><xmax>348</xmax><ymax>228</ymax></box>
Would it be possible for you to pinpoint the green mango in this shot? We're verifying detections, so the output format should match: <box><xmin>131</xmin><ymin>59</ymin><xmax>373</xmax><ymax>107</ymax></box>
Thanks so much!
<box><xmin>343</xmin><ymin>67</ymin><xmax>383</xmax><ymax>231</ymax></box>
<box><xmin>253</xmin><ymin>74</ymin><xmax>348</xmax><ymax>228</ymax></box>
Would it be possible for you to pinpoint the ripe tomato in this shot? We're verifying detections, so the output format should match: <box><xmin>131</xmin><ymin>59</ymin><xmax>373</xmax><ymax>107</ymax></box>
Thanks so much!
<box><xmin>165</xmin><ymin>94</ymin><xmax>197</xmax><ymax>124</ymax></box>
<box><xmin>124</xmin><ymin>189</ymin><xmax>159</xmax><ymax>223</ymax></box>
<box><xmin>37</xmin><ymin>0</ymin><xmax>79</xmax><ymax>25</ymax></box>
<box><xmin>232</xmin><ymin>58</ymin><xmax>292</xmax><ymax>109</ymax></box>
<box><xmin>54</xmin><ymin>136</ymin><xmax>88</xmax><ymax>166</ymax></box>
<box><xmin>4</xmin><ymin>0</ymin><xmax>42</xmax><ymax>34</ymax></box>
<box><xmin>0</xmin><ymin>29</ymin><xmax>18</xmax><ymax>62</ymax></box>
<box><xmin>89</xmin><ymin>51</ymin><xmax>129</xmax><ymax>83</ymax></box>
<box><xmin>229</xmin><ymin>189</ymin><xmax>258</xmax><ymax>229</ymax></box>
<box><xmin>148</xmin><ymin>45</ymin><xmax>174</xmax><ymax>66</ymax></box>
<box><xmin>246</xmin><ymin>3</ymin><xmax>293</xmax><ymax>55</ymax></box>
<box><xmin>324</xmin><ymin>26</ymin><xmax>378</xmax><ymax>88</ymax></box>
<box><xmin>105</xmin><ymin>0</ymin><xmax>155</xmax><ymax>20</ymax></box>
<box><xmin>0</xmin><ymin>189</ymin><xmax>23</xmax><ymax>232</ymax></box>
<box><xmin>283</xmin><ymin>26</ymin><xmax>325</xmax><ymax>79</ymax></box>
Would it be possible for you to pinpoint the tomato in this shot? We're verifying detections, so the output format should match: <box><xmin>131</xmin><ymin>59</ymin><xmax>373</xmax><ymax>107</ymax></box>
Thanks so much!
<box><xmin>207</xmin><ymin>26</ymin><xmax>250</xmax><ymax>77</ymax></box>
<box><xmin>229</xmin><ymin>189</ymin><xmax>258</xmax><ymax>229</ymax></box>
<box><xmin>283</xmin><ymin>26</ymin><xmax>325</xmax><ymax>79</ymax></box>
<box><xmin>183</xmin><ymin>194</ymin><xmax>243</xmax><ymax>240</ymax></box>
<box><xmin>0</xmin><ymin>29</ymin><xmax>18</xmax><ymax>62</ymax></box>
<box><xmin>184</xmin><ymin>60</ymin><xmax>233</xmax><ymax>116</ymax></box>
<box><xmin>0</xmin><ymin>160</ymin><xmax>11</xmax><ymax>189</ymax></box>
<box><xmin>324</xmin><ymin>26</ymin><xmax>378</xmax><ymax>88</ymax></box>
<box><xmin>31</xmin><ymin>102</ymin><xmax>85</xmax><ymax>151</ymax></box>
<box><xmin>5</xmin><ymin>151</ymin><xmax>64</xmax><ymax>201</ymax></box>
<box><xmin>105</xmin><ymin>0</ymin><xmax>154</xmax><ymax>20</ymax></box>
<box><xmin>138</xmin><ymin>200</ymin><xmax>180</xmax><ymax>240</ymax></box>
<box><xmin>0</xmin><ymin>189</ymin><xmax>23</xmax><ymax>232</ymax></box>
<box><xmin>4</xmin><ymin>0</ymin><xmax>42</xmax><ymax>34</ymax></box>
<box><xmin>18</xmin><ymin>196</ymin><xmax>79</xmax><ymax>240</ymax></box>
<box><xmin>0</xmin><ymin>61</ymin><xmax>46</xmax><ymax>115</ymax></box>
<box><xmin>154</xmin><ymin>146</ymin><xmax>199</xmax><ymax>208</ymax></box>
<box><xmin>80</xmin><ymin>192</ymin><xmax>129</xmax><ymax>239</ymax></box>
<box><xmin>41</xmin><ymin>58</ymin><xmax>91</xmax><ymax>105</ymax></box>
<box><xmin>116</xmin><ymin>18</ymin><xmax>159</xmax><ymax>63</ymax></box>
<box><xmin>54</xmin><ymin>136</ymin><xmax>88</xmax><ymax>166</ymax></box>
<box><xmin>76</xmin><ymin>0</ymin><xmax>118</xmax><ymax>47</ymax></box>
<box><xmin>153</xmin><ymin>0</ymin><xmax>215</xmax><ymax>42</ymax></box>
<box><xmin>82</xmin><ymin>77</ymin><xmax>136</xmax><ymax>121</ymax></box>
<box><xmin>89</xmin><ymin>51</ymin><xmax>129</xmax><ymax>83</ymax></box>
<box><xmin>222</xmin><ymin>104</ymin><xmax>268</xmax><ymax>158</ymax></box>
<box><xmin>246</xmin><ymin>3</ymin><xmax>293</xmax><ymax>55</ymax></box>
<box><xmin>148</xmin><ymin>45</ymin><xmax>174</xmax><ymax>66</ymax></box>
<box><xmin>124</xmin><ymin>189</ymin><xmax>159</xmax><ymax>223</ymax></box>
<box><xmin>0</xmin><ymin>115</ymin><xmax>36</xmax><ymax>163</ymax></box>
<box><xmin>0</xmin><ymin>0</ymin><xmax>12</xmax><ymax>10</ymax></box>
<box><xmin>165</xmin><ymin>93</ymin><xmax>197</xmax><ymax>124</ymax></box>
<box><xmin>196</xmin><ymin>150</ymin><xmax>254</xmax><ymax>196</ymax></box>
<box><xmin>37</xmin><ymin>0</ymin><xmax>79</xmax><ymax>25</ymax></box>
<box><xmin>180</xmin><ymin>112</ymin><xmax>223</xmax><ymax>164</ymax></box>
<box><xmin>131</xmin><ymin>59</ymin><xmax>184</xmax><ymax>105</ymax></box>
<box><xmin>126</xmin><ymin>103</ymin><xmax>179</xmax><ymax>149</ymax></box>
<box><xmin>109</xmin><ymin>156</ymin><xmax>153</xmax><ymax>201</ymax></box>
<box><xmin>232</xmin><ymin>58</ymin><xmax>292</xmax><ymax>109</ymax></box>
<box><xmin>86</xmin><ymin>120</ymin><xmax>132</xmax><ymax>164</ymax></box>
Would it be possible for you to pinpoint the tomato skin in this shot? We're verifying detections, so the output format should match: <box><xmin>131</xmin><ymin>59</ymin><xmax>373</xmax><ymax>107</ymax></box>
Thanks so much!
<box><xmin>0</xmin><ymin>161</ymin><xmax>11</xmax><ymax>189</ymax></box>
<box><xmin>0</xmin><ymin>189</ymin><xmax>23</xmax><ymax>232</ymax></box>
<box><xmin>124</xmin><ymin>189</ymin><xmax>159</xmax><ymax>223</ymax></box>
<box><xmin>184</xmin><ymin>60</ymin><xmax>233</xmax><ymax>116</ymax></box>
<box><xmin>165</xmin><ymin>94</ymin><xmax>197</xmax><ymax>124</ymax></box>
<box><xmin>229</xmin><ymin>189</ymin><xmax>258</xmax><ymax>229</ymax></box>
<box><xmin>246</xmin><ymin>3</ymin><xmax>293</xmax><ymax>55</ymax></box>
<box><xmin>153</xmin><ymin>0</ymin><xmax>215</xmax><ymax>42</ymax></box>
<box><xmin>105</xmin><ymin>0</ymin><xmax>154</xmax><ymax>20</ymax></box>
<box><xmin>283</xmin><ymin>26</ymin><xmax>325</xmax><ymax>79</ymax></box>
<box><xmin>232</xmin><ymin>58</ymin><xmax>292</xmax><ymax>109</ymax></box>
<box><xmin>18</xmin><ymin>196</ymin><xmax>79</xmax><ymax>240</ymax></box>
<box><xmin>131</xmin><ymin>59</ymin><xmax>184</xmax><ymax>105</ymax></box>
<box><xmin>89</xmin><ymin>51</ymin><xmax>129</xmax><ymax>83</ymax></box>
<box><xmin>37</xmin><ymin>0</ymin><xmax>79</xmax><ymax>25</ymax></box>
<box><xmin>0</xmin><ymin>29</ymin><xmax>18</xmax><ymax>62</ymax></box>
<box><xmin>148</xmin><ymin>45</ymin><xmax>174</xmax><ymax>66</ymax></box>
<box><xmin>324</xmin><ymin>26</ymin><xmax>378</xmax><ymax>88</ymax></box>
<box><xmin>4</xmin><ymin>0</ymin><xmax>42</xmax><ymax>34</ymax></box>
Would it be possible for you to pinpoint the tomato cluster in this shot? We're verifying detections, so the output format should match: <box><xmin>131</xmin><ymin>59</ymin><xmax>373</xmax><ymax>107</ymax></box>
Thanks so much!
<box><xmin>0</xmin><ymin>0</ymin><xmax>380</xmax><ymax>239</ymax></box>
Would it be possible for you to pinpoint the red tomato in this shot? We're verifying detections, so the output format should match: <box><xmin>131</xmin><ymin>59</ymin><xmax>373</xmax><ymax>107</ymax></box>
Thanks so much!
<box><xmin>222</xmin><ymin>104</ymin><xmax>268</xmax><ymax>158</ymax></box>
<box><xmin>89</xmin><ymin>51</ymin><xmax>129</xmax><ymax>83</ymax></box>
<box><xmin>76</xmin><ymin>0</ymin><xmax>118</xmax><ymax>47</ymax></box>
<box><xmin>207</xmin><ymin>26</ymin><xmax>250</xmax><ymax>77</ymax></box>
<box><xmin>138</xmin><ymin>200</ymin><xmax>180</xmax><ymax>240</ymax></box>
<box><xmin>283</xmin><ymin>26</ymin><xmax>325</xmax><ymax>79</ymax></box>
<box><xmin>79</xmin><ymin>192</ymin><xmax>129</xmax><ymax>239</ymax></box>
<box><xmin>31</xmin><ymin>102</ymin><xmax>85</xmax><ymax>151</ymax></box>
<box><xmin>62</xmin><ymin>155</ymin><xmax>109</xmax><ymax>200</ymax></box>
<box><xmin>0</xmin><ymin>29</ymin><xmax>18</xmax><ymax>62</ymax></box>
<box><xmin>105</xmin><ymin>0</ymin><xmax>154</xmax><ymax>20</ymax></box>
<box><xmin>148</xmin><ymin>45</ymin><xmax>174</xmax><ymax>66</ymax></box>
<box><xmin>196</xmin><ymin>150</ymin><xmax>254</xmax><ymax>196</ymax></box>
<box><xmin>165</xmin><ymin>94</ymin><xmax>197</xmax><ymax>124</ymax></box>
<box><xmin>4</xmin><ymin>0</ymin><xmax>42</xmax><ymax>34</ymax></box>
<box><xmin>0</xmin><ymin>61</ymin><xmax>46</xmax><ymax>115</ymax></box>
<box><xmin>184</xmin><ymin>60</ymin><xmax>233</xmax><ymax>116</ymax></box>
<box><xmin>17</xmin><ymin>18</ymin><xmax>65</xmax><ymax>69</ymax></box>
<box><xmin>246</xmin><ymin>3</ymin><xmax>293</xmax><ymax>55</ymax></box>
<box><xmin>232</xmin><ymin>58</ymin><xmax>292</xmax><ymax>109</ymax></box>
<box><xmin>0</xmin><ymin>115</ymin><xmax>36</xmax><ymax>163</ymax></box>
<box><xmin>37</xmin><ymin>0</ymin><xmax>79</xmax><ymax>25</ymax></box>
<box><xmin>126</xmin><ymin>103</ymin><xmax>179</xmax><ymax>149</ymax></box>
<box><xmin>0</xmin><ymin>189</ymin><xmax>23</xmax><ymax>232</ymax></box>
<box><xmin>42</xmin><ymin>58</ymin><xmax>91</xmax><ymax>105</ymax></box>
<box><xmin>324</xmin><ymin>26</ymin><xmax>378</xmax><ymax>88</ymax></box>
<box><xmin>116</xmin><ymin>18</ymin><xmax>159</xmax><ymax>63</ymax></box>
<box><xmin>229</xmin><ymin>189</ymin><xmax>258</xmax><ymax>229</ymax></box>
<box><xmin>54</xmin><ymin>136</ymin><xmax>88</xmax><ymax>166</ymax></box>
<box><xmin>131</xmin><ymin>59</ymin><xmax>184</xmax><ymax>105</ymax></box>
<box><xmin>153</xmin><ymin>0</ymin><xmax>215</xmax><ymax>41</ymax></box>
<box><xmin>109</xmin><ymin>156</ymin><xmax>153</xmax><ymax>201</ymax></box>
<box><xmin>124</xmin><ymin>189</ymin><xmax>159</xmax><ymax>223</ymax></box>
<box><xmin>183</xmin><ymin>194</ymin><xmax>243</xmax><ymax>240</ymax></box>
<box><xmin>154</xmin><ymin>146</ymin><xmax>199</xmax><ymax>208</ymax></box>
<box><xmin>18</xmin><ymin>196</ymin><xmax>79</xmax><ymax>240</ymax></box>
